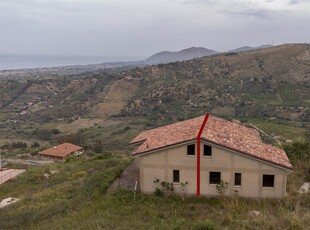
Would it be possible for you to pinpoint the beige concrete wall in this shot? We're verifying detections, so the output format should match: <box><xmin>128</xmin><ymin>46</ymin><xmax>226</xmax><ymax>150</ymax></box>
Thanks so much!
<box><xmin>138</xmin><ymin>141</ymin><xmax>289</xmax><ymax>198</ymax></box>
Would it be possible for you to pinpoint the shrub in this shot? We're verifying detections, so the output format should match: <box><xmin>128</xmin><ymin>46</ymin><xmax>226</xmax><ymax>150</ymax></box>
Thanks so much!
<box><xmin>194</xmin><ymin>220</ymin><xmax>216</xmax><ymax>230</ymax></box>
<box><xmin>154</xmin><ymin>188</ymin><xmax>164</xmax><ymax>197</ymax></box>
<box><xmin>32</xmin><ymin>128</ymin><xmax>51</xmax><ymax>140</ymax></box>
<box><xmin>64</xmin><ymin>156</ymin><xmax>85</xmax><ymax>163</ymax></box>
<box><xmin>283</xmin><ymin>141</ymin><xmax>310</xmax><ymax>162</ymax></box>
<box><xmin>31</xmin><ymin>142</ymin><xmax>40</xmax><ymax>148</ymax></box>
<box><xmin>160</xmin><ymin>181</ymin><xmax>174</xmax><ymax>192</ymax></box>
<box><xmin>94</xmin><ymin>152</ymin><xmax>114</xmax><ymax>160</ymax></box>
<box><xmin>51</xmin><ymin>128</ymin><xmax>61</xmax><ymax>135</ymax></box>
<box><xmin>71</xmin><ymin>171</ymin><xmax>87</xmax><ymax>179</ymax></box>
<box><xmin>216</xmin><ymin>180</ymin><xmax>229</xmax><ymax>195</ymax></box>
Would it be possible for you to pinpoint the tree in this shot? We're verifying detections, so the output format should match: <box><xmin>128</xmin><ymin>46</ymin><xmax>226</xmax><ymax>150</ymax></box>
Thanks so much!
<box><xmin>94</xmin><ymin>139</ymin><xmax>103</xmax><ymax>153</ymax></box>
<box><xmin>51</xmin><ymin>129</ymin><xmax>61</xmax><ymax>135</ymax></box>
<box><xmin>283</xmin><ymin>141</ymin><xmax>310</xmax><ymax>162</ymax></box>
<box><xmin>31</xmin><ymin>142</ymin><xmax>40</xmax><ymax>148</ymax></box>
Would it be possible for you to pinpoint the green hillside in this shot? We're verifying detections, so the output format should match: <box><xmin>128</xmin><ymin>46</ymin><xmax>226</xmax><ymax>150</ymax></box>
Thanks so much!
<box><xmin>0</xmin><ymin>44</ymin><xmax>310</xmax><ymax>229</ymax></box>
<box><xmin>1</xmin><ymin>146</ymin><xmax>309</xmax><ymax>230</ymax></box>
<box><xmin>0</xmin><ymin>44</ymin><xmax>309</xmax><ymax>147</ymax></box>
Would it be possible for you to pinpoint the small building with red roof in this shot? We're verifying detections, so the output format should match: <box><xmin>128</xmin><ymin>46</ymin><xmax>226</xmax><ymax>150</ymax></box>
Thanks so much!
<box><xmin>38</xmin><ymin>143</ymin><xmax>83</xmax><ymax>160</ymax></box>
<box><xmin>130</xmin><ymin>114</ymin><xmax>292</xmax><ymax>198</ymax></box>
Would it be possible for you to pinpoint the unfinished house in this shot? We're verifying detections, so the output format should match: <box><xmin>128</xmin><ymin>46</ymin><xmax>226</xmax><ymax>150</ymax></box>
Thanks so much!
<box><xmin>130</xmin><ymin>115</ymin><xmax>292</xmax><ymax>198</ymax></box>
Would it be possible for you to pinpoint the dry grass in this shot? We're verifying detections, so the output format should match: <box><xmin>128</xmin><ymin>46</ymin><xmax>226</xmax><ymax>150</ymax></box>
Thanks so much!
<box><xmin>90</xmin><ymin>79</ymin><xmax>139</xmax><ymax>118</ymax></box>
<box><xmin>57</xmin><ymin>118</ymin><xmax>122</xmax><ymax>133</ymax></box>
<box><xmin>0</xmin><ymin>155</ymin><xmax>309</xmax><ymax>230</ymax></box>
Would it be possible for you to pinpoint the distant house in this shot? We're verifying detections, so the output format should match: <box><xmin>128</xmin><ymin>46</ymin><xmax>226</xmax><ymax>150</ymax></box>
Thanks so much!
<box><xmin>130</xmin><ymin>114</ymin><xmax>293</xmax><ymax>198</ymax></box>
<box><xmin>38</xmin><ymin>143</ymin><xmax>83</xmax><ymax>160</ymax></box>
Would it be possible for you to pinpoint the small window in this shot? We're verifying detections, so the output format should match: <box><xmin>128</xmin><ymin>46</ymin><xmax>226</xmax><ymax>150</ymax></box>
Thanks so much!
<box><xmin>204</xmin><ymin>144</ymin><xmax>212</xmax><ymax>156</ymax></box>
<box><xmin>234</xmin><ymin>173</ymin><xmax>241</xmax><ymax>186</ymax></box>
<box><xmin>209</xmin><ymin>172</ymin><xmax>221</xmax><ymax>184</ymax></box>
<box><xmin>262</xmin><ymin>174</ymin><xmax>274</xmax><ymax>187</ymax></box>
<box><xmin>173</xmin><ymin>170</ymin><xmax>180</xmax><ymax>183</ymax></box>
<box><xmin>187</xmin><ymin>144</ymin><xmax>195</xmax><ymax>155</ymax></box>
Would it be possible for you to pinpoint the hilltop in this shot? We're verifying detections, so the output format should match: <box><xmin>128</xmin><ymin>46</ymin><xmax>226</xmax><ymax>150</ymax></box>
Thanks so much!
<box><xmin>228</xmin><ymin>44</ymin><xmax>273</xmax><ymax>53</ymax></box>
<box><xmin>126</xmin><ymin>44</ymin><xmax>310</xmax><ymax>123</ymax></box>
<box><xmin>146</xmin><ymin>47</ymin><xmax>218</xmax><ymax>64</ymax></box>
<box><xmin>145</xmin><ymin>45</ymin><xmax>273</xmax><ymax>65</ymax></box>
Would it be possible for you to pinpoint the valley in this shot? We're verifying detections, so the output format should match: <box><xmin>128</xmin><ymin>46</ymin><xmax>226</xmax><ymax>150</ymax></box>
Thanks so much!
<box><xmin>0</xmin><ymin>44</ymin><xmax>309</xmax><ymax>149</ymax></box>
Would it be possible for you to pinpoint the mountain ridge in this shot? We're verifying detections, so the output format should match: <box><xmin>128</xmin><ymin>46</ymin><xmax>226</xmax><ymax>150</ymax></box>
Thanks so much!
<box><xmin>145</xmin><ymin>45</ymin><xmax>273</xmax><ymax>65</ymax></box>
<box><xmin>228</xmin><ymin>44</ymin><xmax>273</xmax><ymax>53</ymax></box>
<box><xmin>0</xmin><ymin>44</ymin><xmax>275</xmax><ymax>73</ymax></box>
<box><xmin>145</xmin><ymin>47</ymin><xmax>218</xmax><ymax>64</ymax></box>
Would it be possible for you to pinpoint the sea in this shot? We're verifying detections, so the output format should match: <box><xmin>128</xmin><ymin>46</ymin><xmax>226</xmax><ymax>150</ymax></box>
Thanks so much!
<box><xmin>0</xmin><ymin>54</ymin><xmax>138</xmax><ymax>70</ymax></box>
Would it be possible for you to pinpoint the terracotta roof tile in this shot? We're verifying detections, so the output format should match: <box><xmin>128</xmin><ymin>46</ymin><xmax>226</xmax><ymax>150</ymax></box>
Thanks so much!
<box><xmin>130</xmin><ymin>115</ymin><xmax>292</xmax><ymax>170</ymax></box>
<box><xmin>38</xmin><ymin>143</ymin><xmax>83</xmax><ymax>158</ymax></box>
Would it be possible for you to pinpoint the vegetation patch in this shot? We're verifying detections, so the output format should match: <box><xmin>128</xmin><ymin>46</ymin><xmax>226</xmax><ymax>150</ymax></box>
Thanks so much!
<box><xmin>248</xmin><ymin>119</ymin><xmax>308</xmax><ymax>142</ymax></box>
<box><xmin>0</xmin><ymin>142</ymin><xmax>309</xmax><ymax>229</ymax></box>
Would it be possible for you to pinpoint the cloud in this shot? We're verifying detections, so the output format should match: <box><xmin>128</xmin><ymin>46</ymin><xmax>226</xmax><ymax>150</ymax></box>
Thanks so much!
<box><xmin>1</xmin><ymin>0</ymin><xmax>101</xmax><ymax>14</ymax></box>
<box><xmin>183</xmin><ymin>0</ymin><xmax>276</xmax><ymax>19</ymax></box>
<box><xmin>182</xmin><ymin>0</ymin><xmax>310</xmax><ymax>14</ymax></box>
<box><xmin>288</xmin><ymin>0</ymin><xmax>301</xmax><ymax>5</ymax></box>
<box><xmin>183</xmin><ymin>0</ymin><xmax>216</xmax><ymax>4</ymax></box>
<box><xmin>221</xmin><ymin>9</ymin><xmax>274</xmax><ymax>19</ymax></box>
<box><xmin>0</xmin><ymin>0</ymin><xmax>309</xmax><ymax>57</ymax></box>
<box><xmin>287</xmin><ymin>0</ymin><xmax>310</xmax><ymax>5</ymax></box>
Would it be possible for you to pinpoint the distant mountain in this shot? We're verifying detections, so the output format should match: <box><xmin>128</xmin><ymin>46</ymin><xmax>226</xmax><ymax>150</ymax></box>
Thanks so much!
<box><xmin>145</xmin><ymin>47</ymin><xmax>218</xmax><ymax>64</ymax></box>
<box><xmin>228</xmin><ymin>45</ymin><xmax>272</xmax><ymax>53</ymax></box>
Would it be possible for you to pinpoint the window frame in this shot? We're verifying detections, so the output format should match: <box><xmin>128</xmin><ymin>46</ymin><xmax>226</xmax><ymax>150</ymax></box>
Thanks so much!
<box><xmin>262</xmin><ymin>174</ymin><xmax>275</xmax><ymax>188</ymax></box>
<box><xmin>209</xmin><ymin>171</ymin><xmax>221</xmax><ymax>185</ymax></box>
<box><xmin>234</xmin><ymin>173</ymin><xmax>242</xmax><ymax>186</ymax></box>
<box><xmin>203</xmin><ymin>144</ymin><xmax>212</xmax><ymax>156</ymax></box>
<box><xmin>187</xmin><ymin>144</ymin><xmax>195</xmax><ymax>156</ymax></box>
<box><xmin>173</xmin><ymin>170</ymin><xmax>180</xmax><ymax>183</ymax></box>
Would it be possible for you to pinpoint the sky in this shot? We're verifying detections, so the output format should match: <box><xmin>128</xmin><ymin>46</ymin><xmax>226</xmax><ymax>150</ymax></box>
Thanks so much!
<box><xmin>0</xmin><ymin>0</ymin><xmax>309</xmax><ymax>60</ymax></box>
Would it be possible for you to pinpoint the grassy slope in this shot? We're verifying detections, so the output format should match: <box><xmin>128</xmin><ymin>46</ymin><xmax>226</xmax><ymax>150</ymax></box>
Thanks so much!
<box><xmin>0</xmin><ymin>44</ymin><xmax>309</xmax><ymax>229</ymax></box>
<box><xmin>248</xmin><ymin>119</ymin><xmax>308</xmax><ymax>142</ymax></box>
<box><xmin>0</xmin><ymin>157</ymin><xmax>132</xmax><ymax>229</ymax></box>
<box><xmin>0</xmin><ymin>44</ymin><xmax>309</xmax><ymax>146</ymax></box>
<box><xmin>122</xmin><ymin>44</ymin><xmax>310</xmax><ymax>123</ymax></box>
<box><xmin>0</xmin><ymin>155</ymin><xmax>309</xmax><ymax>230</ymax></box>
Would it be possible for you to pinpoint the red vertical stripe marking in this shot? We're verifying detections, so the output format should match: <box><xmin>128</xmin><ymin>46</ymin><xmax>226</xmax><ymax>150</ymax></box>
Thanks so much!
<box><xmin>196</xmin><ymin>113</ymin><xmax>209</xmax><ymax>197</ymax></box>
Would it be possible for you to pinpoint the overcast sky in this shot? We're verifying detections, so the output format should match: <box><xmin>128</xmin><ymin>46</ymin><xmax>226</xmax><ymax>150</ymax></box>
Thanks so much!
<box><xmin>0</xmin><ymin>0</ymin><xmax>309</xmax><ymax>59</ymax></box>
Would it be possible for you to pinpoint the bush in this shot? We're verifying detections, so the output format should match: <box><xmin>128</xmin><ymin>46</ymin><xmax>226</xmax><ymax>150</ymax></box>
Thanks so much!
<box><xmin>71</xmin><ymin>171</ymin><xmax>87</xmax><ymax>179</ymax></box>
<box><xmin>31</xmin><ymin>142</ymin><xmax>40</xmax><ymax>148</ymax></box>
<box><xmin>154</xmin><ymin>188</ymin><xmax>164</xmax><ymax>197</ymax></box>
<box><xmin>194</xmin><ymin>220</ymin><xmax>216</xmax><ymax>230</ymax></box>
<box><xmin>51</xmin><ymin>128</ymin><xmax>61</xmax><ymax>135</ymax></box>
<box><xmin>94</xmin><ymin>152</ymin><xmax>114</xmax><ymax>160</ymax></box>
<box><xmin>64</xmin><ymin>156</ymin><xmax>85</xmax><ymax>163</ymax></box>
<box><xmin>32</xmin><ymin>128</ymin><xmax>51</xmax><ymax>140</ymax></box>
<box><xmin>216</xmin><ymin>180</ymin><xmax>229</xmax><ymax>195</ymax></box>
<box><xmin>283</xmin><ymin>141</ymin><xmax>310</xmax><ymax>162</ymax></box>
